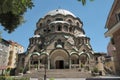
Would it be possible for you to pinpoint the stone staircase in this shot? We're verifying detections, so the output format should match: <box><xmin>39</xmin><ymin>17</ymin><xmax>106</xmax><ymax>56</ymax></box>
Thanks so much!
<box><xmin>23</xmin><ymin>69</ymin><xmax>92</xmax><ymax>79</ymax></box>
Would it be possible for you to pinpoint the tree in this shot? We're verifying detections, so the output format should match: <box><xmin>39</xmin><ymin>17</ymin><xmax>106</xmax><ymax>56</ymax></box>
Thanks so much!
<box><xmin>0</xmin><ymin>0</ymin><xmax>93</xmax><ymax>33</ymax></box>
<box><xmin>0</xmin><ymin>0</ymin><xmax>34</xmax><ymax>33</ymax></box>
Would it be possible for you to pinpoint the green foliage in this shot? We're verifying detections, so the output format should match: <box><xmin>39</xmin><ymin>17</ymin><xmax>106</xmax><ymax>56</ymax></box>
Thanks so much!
<box><xmin>80</xmin><ymin>63</ymin><xmax>85</xmax><ymax>68</ymax></box>
<box><xmin>0</xmin><ymin>0</ymin><xmax>34</xmax><ymax>15</ymax></box>
<box><xmin>49</xmin><ymin>78</ymin><xmax>55</xmax><ymax>80</ymax></box>
<box><xmin>0</xmin><ymin>0</ymin><xmax>93</xmax><ymax>33</ymax></box>
<box><xmin>4</xmin><ymin>68</ymin><xmax>11</xmax><ymax>76</ymax></box>
<box><xmin>19</xmin><ymin>67</ymin><xmax>24</xmax><ymax>73</ymax></box>
<box><xmin>0</xmin><ymin>76</ymin><xmax>29</xmax><ymax>80</ymax></box>
<box><xmin>93</xmin><ymin>67</ymin><xmax>99</xmax><ymax>73</ymax></box>
<box><xmin>0</xmin><ymin>0</ymin><xmax>34</xmax><ymax>33</ymax></box>
<box><xmin>0</xmin><ymin>11</ymin><xmax>24</xmax><ymax>33</ymax></box>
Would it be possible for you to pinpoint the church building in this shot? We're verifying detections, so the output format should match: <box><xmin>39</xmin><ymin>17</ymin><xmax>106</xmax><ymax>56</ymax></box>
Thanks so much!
<box><xmin>23</xmin><ymin>9</ymin><xmax>95</xmax><ymax>71</ymax></box>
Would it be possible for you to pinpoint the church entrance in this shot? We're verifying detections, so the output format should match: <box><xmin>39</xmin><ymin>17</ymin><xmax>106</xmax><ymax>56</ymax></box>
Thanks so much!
<box><xmin>56</xmin><ymin>60</ymin><xmax>64</xmax><ymax>69</ymax></box>
<box><xmin>50</xmin><ymin>49</ymin><xmax>69</xmax><ymax>69</ymax></box>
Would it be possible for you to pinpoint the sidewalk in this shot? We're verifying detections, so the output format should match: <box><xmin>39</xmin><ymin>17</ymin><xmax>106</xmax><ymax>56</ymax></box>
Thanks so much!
<box><xmin>47</xmin><ymin>78</ymin><xmax>86</xmax><ymax>80</ymax></box>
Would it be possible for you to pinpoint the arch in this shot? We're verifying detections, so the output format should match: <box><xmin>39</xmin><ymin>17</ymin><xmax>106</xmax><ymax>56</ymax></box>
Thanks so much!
<box><xmin>30</xmin><ymin>52</ymin><xmax>40</xmax><ymax>67</ymax></box>
<box><xmin>31</xmin><ymin>52</ymin><xmax>40</xmax><ymax>56</ymax></box>
<box><xmin>64</xmin><ymin>25</ymin><xmax>68</xmax><ymax>32</ymax></box>
<box><xmin>76</xmin><ymin>22</ymin><xmax>80</xmax><ymax>26</ymax></box>
<box><xmin>68</xmin><ymin>19</ymin><xmax>73</xmax><ymax>23</ymax></box>
<box><xmin>50</xmin><ymin>25</ymin><xmax>55</xmax><ymax>32</ymax></box>
<box><xmin>79</xmin><ymin>52</ymin><xmax>90</xmax><ymax>59</ymax></box>
<box><xmin>40</xmin><ymin>23</ymin><xmax>42</xmax><ymax>27</ymax></box>
<box><xmin>47</xmin><ymin>19</ymin><xmax>51</xmax><ymax>24</ymax></box>
<box><xmin>57</xmin><ymin>25</ymin><xmax>62</xmax><ymax>31</ymax></box>
<box><xmin>79</xmin><ymin>52</ymin><xmax>90</xmax><ymax>65</ymax></box>
<box><xmin>50</xmin><ymin>49</ymin><xmax>70</xmax><ymax>57</ymax></box>
<box><xmin>69</xmin><ymin>27</ymin><xmax>72</xmax><ymax>32</ymax></box>
<box><xmin>40</xmin><ymin>51</ymin><xmax>49</xmax><ymax>56</ymax></box>
<box><xmin>39</xmin><ymin>54</ymin><xmax>48</xmax><ymax>64</ymax></box>
<box><xmin>71</xmin><ymin>53</ymin><xmax>79</xmax><ymax>64</ymax></box>
<box><xmin>55</xmin><ymin>18</ymin><xmax>63</xmax><ymax>21</ymax></box>
<box><xmin>49</xmin><ymin>49</ymin><xmax>70</xmax><ymax>69</ymax></box>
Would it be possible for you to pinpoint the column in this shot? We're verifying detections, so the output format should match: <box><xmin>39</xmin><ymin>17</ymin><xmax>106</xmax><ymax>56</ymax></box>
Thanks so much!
<box><xmin>28</xmin><ymin>59</ymin><xmax>31</xmax><ymax>71</ymax></box>
<box><xmin>38</xmin><ymin>58</ymin><xmax>40</xmax><ymax>70</ymax></box>
<box><xmin>79</xmin><ymin>59</ymin><xmax>81</xmax><ymax>68</ymax></box>
<box><xmin>47</xmin><ymin>56</ymin><xmax>50</xmax><ymax>70</ymax></box>
<box><xmin>69</xmin><ymin>57</ymin><xmax>71</xmax><ymax>69</ymax></box>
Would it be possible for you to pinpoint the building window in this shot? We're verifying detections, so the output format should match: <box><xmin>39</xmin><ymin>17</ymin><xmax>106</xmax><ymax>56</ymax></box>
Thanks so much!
<box><xmin>56</xmin><ymin>18</ymin><xmax>63</xmax><ymax>21</ymax></box>
<box><xmin>47</xmin><ymin>19</ymin><xmax>51</xmax><ymax>24</ymax></box>
<box><xmin>117</xmin><ymin>13</ymin><xmax>120</xmax><ymax>21</ymax></box>
<box><xmin>69</xmin><ymin>27</ymin><xmax>72</xmax><ymax>32</ymax></box>
<box><xmin>57</xmin><ymin>25</ymin><xmax>62</xmax><ymax>31</ymax></box>
<box><xmin>68</xmin><ymin>19</ymin><xmax>72</xmax><ymax>23</ymax></box>
<box><xmin>40</xmin><ymin>23</ymin><xmax>42</xmax><ymax>26</ymax></box>
<box><xmin>76</xmin><ymin>22</ymin><xmax>79</xmax><ymax>26</ymax></box>
<box><xmin>64</xmin><ymin>25</ymin><xmax>68</xmax><ymax>31</ymax></box>
<box><xmin>51</xmin><ymin>25</ymin><xmax>55</xmax><ymax>32</ymax></box>
<box><xmin>111</xmin><ymin>38</ymin><xmax>115</xmax><ymax>45</ymax></box>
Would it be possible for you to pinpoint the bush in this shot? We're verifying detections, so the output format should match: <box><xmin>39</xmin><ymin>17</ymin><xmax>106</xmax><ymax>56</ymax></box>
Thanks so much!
<box><xmin>93</xmin><ymin>67</ymin><xmax>98</xmax><ymax>73</ymax></box>
<box><xmin>0</xmin><ymin>76</ymin><xmax>29</xmax><ymax>80</ymax></box>
<box><xmin>49</xmin><ymin>78</ymin><xmax>55</xmax><ymax>80</ymax></box>
<box><xmin>0</xmin><ymin>76</ymin><xmax>13</xmax><ymax>80</ymax></box>
<box><xmin>19</xmin><ymin>67</ymin><xmax>24</xmax><ymax>73</ymax></box>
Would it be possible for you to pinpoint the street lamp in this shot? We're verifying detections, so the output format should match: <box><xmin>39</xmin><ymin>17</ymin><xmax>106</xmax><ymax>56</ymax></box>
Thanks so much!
<box><xmin>44</xmin><ymin>55</ymin><xmax>47</xmax><ymax>80</ymax></box>
<box><xmin>38</xmin><ymin>35</ymin><xmax>47</xmax><ymax>80</ymax></box>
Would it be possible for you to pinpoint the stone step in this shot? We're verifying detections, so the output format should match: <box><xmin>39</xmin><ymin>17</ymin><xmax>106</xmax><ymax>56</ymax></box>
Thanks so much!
<box><xmin>23</xmin><ymin>69</ymin><xmax>92</xmax><ymax>78</ymax></box>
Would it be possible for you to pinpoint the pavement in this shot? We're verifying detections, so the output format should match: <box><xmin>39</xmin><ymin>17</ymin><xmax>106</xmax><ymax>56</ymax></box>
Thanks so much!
<box><xmin>46</xmin><ymin>78</ymin><xmax>86</xmax><ymax>80</ymax></box>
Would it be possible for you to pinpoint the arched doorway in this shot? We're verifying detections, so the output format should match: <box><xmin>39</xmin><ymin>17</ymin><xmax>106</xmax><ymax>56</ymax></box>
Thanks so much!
<box><xmin>55</xmin><ymin>56</ymin><xmax>64</xmax><ymax>69</ymax></box>
<box><xmin>71</xmin><ymin>53</ymin><xmax>79</xmax><ymax>68</ymax></box>
<box><xmin>30</xmin><ymin>52</ymin><xmax>40</xmax><ymax>69</ymax></box>
<box><xmin>50</xmin><ymin>49</ymin><xmax>69</xmax><ymax>69</ymax></box>
<box><xmin>80</xmin><ymin>53</ymin><xmax>88</xmax><ymax>65</ymax></box>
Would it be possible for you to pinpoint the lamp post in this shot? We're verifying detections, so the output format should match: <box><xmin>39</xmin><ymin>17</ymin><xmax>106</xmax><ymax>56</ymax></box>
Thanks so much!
<box><xmin>39</xmin><ymin>35</ymin><xmax>47</xmax><ymax>80</ymax></box>
<box><xmin>44</xmin><ymin>55</ymin><xmax>47</xmax><ymax>80</ymax></box>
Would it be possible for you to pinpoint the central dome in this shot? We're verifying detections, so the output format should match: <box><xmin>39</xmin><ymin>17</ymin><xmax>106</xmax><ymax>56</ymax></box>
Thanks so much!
<box><xmin>45</xmin><ymin>9</ymin><xmax>76</xmax><ymax>17</ymax></box>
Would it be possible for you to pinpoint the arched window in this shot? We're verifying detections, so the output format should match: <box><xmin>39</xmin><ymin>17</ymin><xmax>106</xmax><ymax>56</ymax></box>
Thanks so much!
<box><xmin>57</xmin><ymin>25</ymin><xmax>62</xmax><ymax>31</ymax></box>
<box><xmin>51</xmin><ymin>25</ymin><xmax>55</xmax><ymax>32</ymax></box>
<box><xmin>68</xmin><ymin>19</ymin><xmax>72</xmax><ymax>23</ymax></box>
<box><xmin>56</xmin><ymin>18</ymin><xmax>63</xmax><ymax>21</ymax></box>
<box><xmin>64</xmin><ymin>25</ymin><xmax>68</xmax><ymax>31</ymax></box>
<box><xmin>69</xmin><ymin>27</ymin><xmax>72</xmax><ymax>32</ymax></box>
<box><xmin>47</xmin><ymin>19</ymin><xmax>51</xmax><ymax>24</ymax></box>
<box><xmin>40</xmin><ymin>23</ymin><xmax>42</xmax><ymax>26</ymax></box>
<box><xmin>76</xmin><ymin>22</ymin><xmax>79</xmax><ymax>26</ymax></box>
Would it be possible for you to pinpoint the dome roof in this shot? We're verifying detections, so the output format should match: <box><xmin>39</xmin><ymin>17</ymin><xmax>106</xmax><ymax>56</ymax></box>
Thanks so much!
<box><xmin>45</xmin><ymin>9</ymin><xmax>76</xmax><ymax>17</ymax></box>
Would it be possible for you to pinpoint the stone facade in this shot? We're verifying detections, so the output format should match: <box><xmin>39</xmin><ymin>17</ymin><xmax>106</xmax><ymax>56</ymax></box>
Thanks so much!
<box><xmin>23</xmin><ymin>9</ymin><xmax>95</xmax><ymax>72</ymax></box>
<box><xmin>105</xmin><ymin>0</ymin><xmax>120</xmax><ymax>75</ymax></box>
<box><xmin>8</xmin><ymin>40</ymin><xmax>24</xmax><ymax>69</ymax></box>
<box><xmin>0</xmin><ymin>39</ymin><xmax>9</xmax><ymax>75</ymax></box>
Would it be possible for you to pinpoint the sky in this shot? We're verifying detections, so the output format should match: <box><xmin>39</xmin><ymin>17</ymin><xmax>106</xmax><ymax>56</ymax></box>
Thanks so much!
<box><xmin>0</xmin><ymin>0</ymin><xmax>114</xmax><ymax>53</ymax></box>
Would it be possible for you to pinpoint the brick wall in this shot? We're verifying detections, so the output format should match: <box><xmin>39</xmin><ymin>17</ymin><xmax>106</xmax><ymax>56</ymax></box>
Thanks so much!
<box><xmin>107</xmin><ymin>0</ymin><xmax>120</xmax><ymax>30</ymax></box>
<box><xmin>113</xmin><ymin>28</ymin><xmax>120</xmax><ymax>74</ymax></box>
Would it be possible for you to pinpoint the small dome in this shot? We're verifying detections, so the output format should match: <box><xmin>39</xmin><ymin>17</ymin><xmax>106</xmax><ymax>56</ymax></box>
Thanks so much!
<box><xmin>45</xmin><ymin>9</ymin><xmax>76</xmax><ymax>17</ymax></box>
